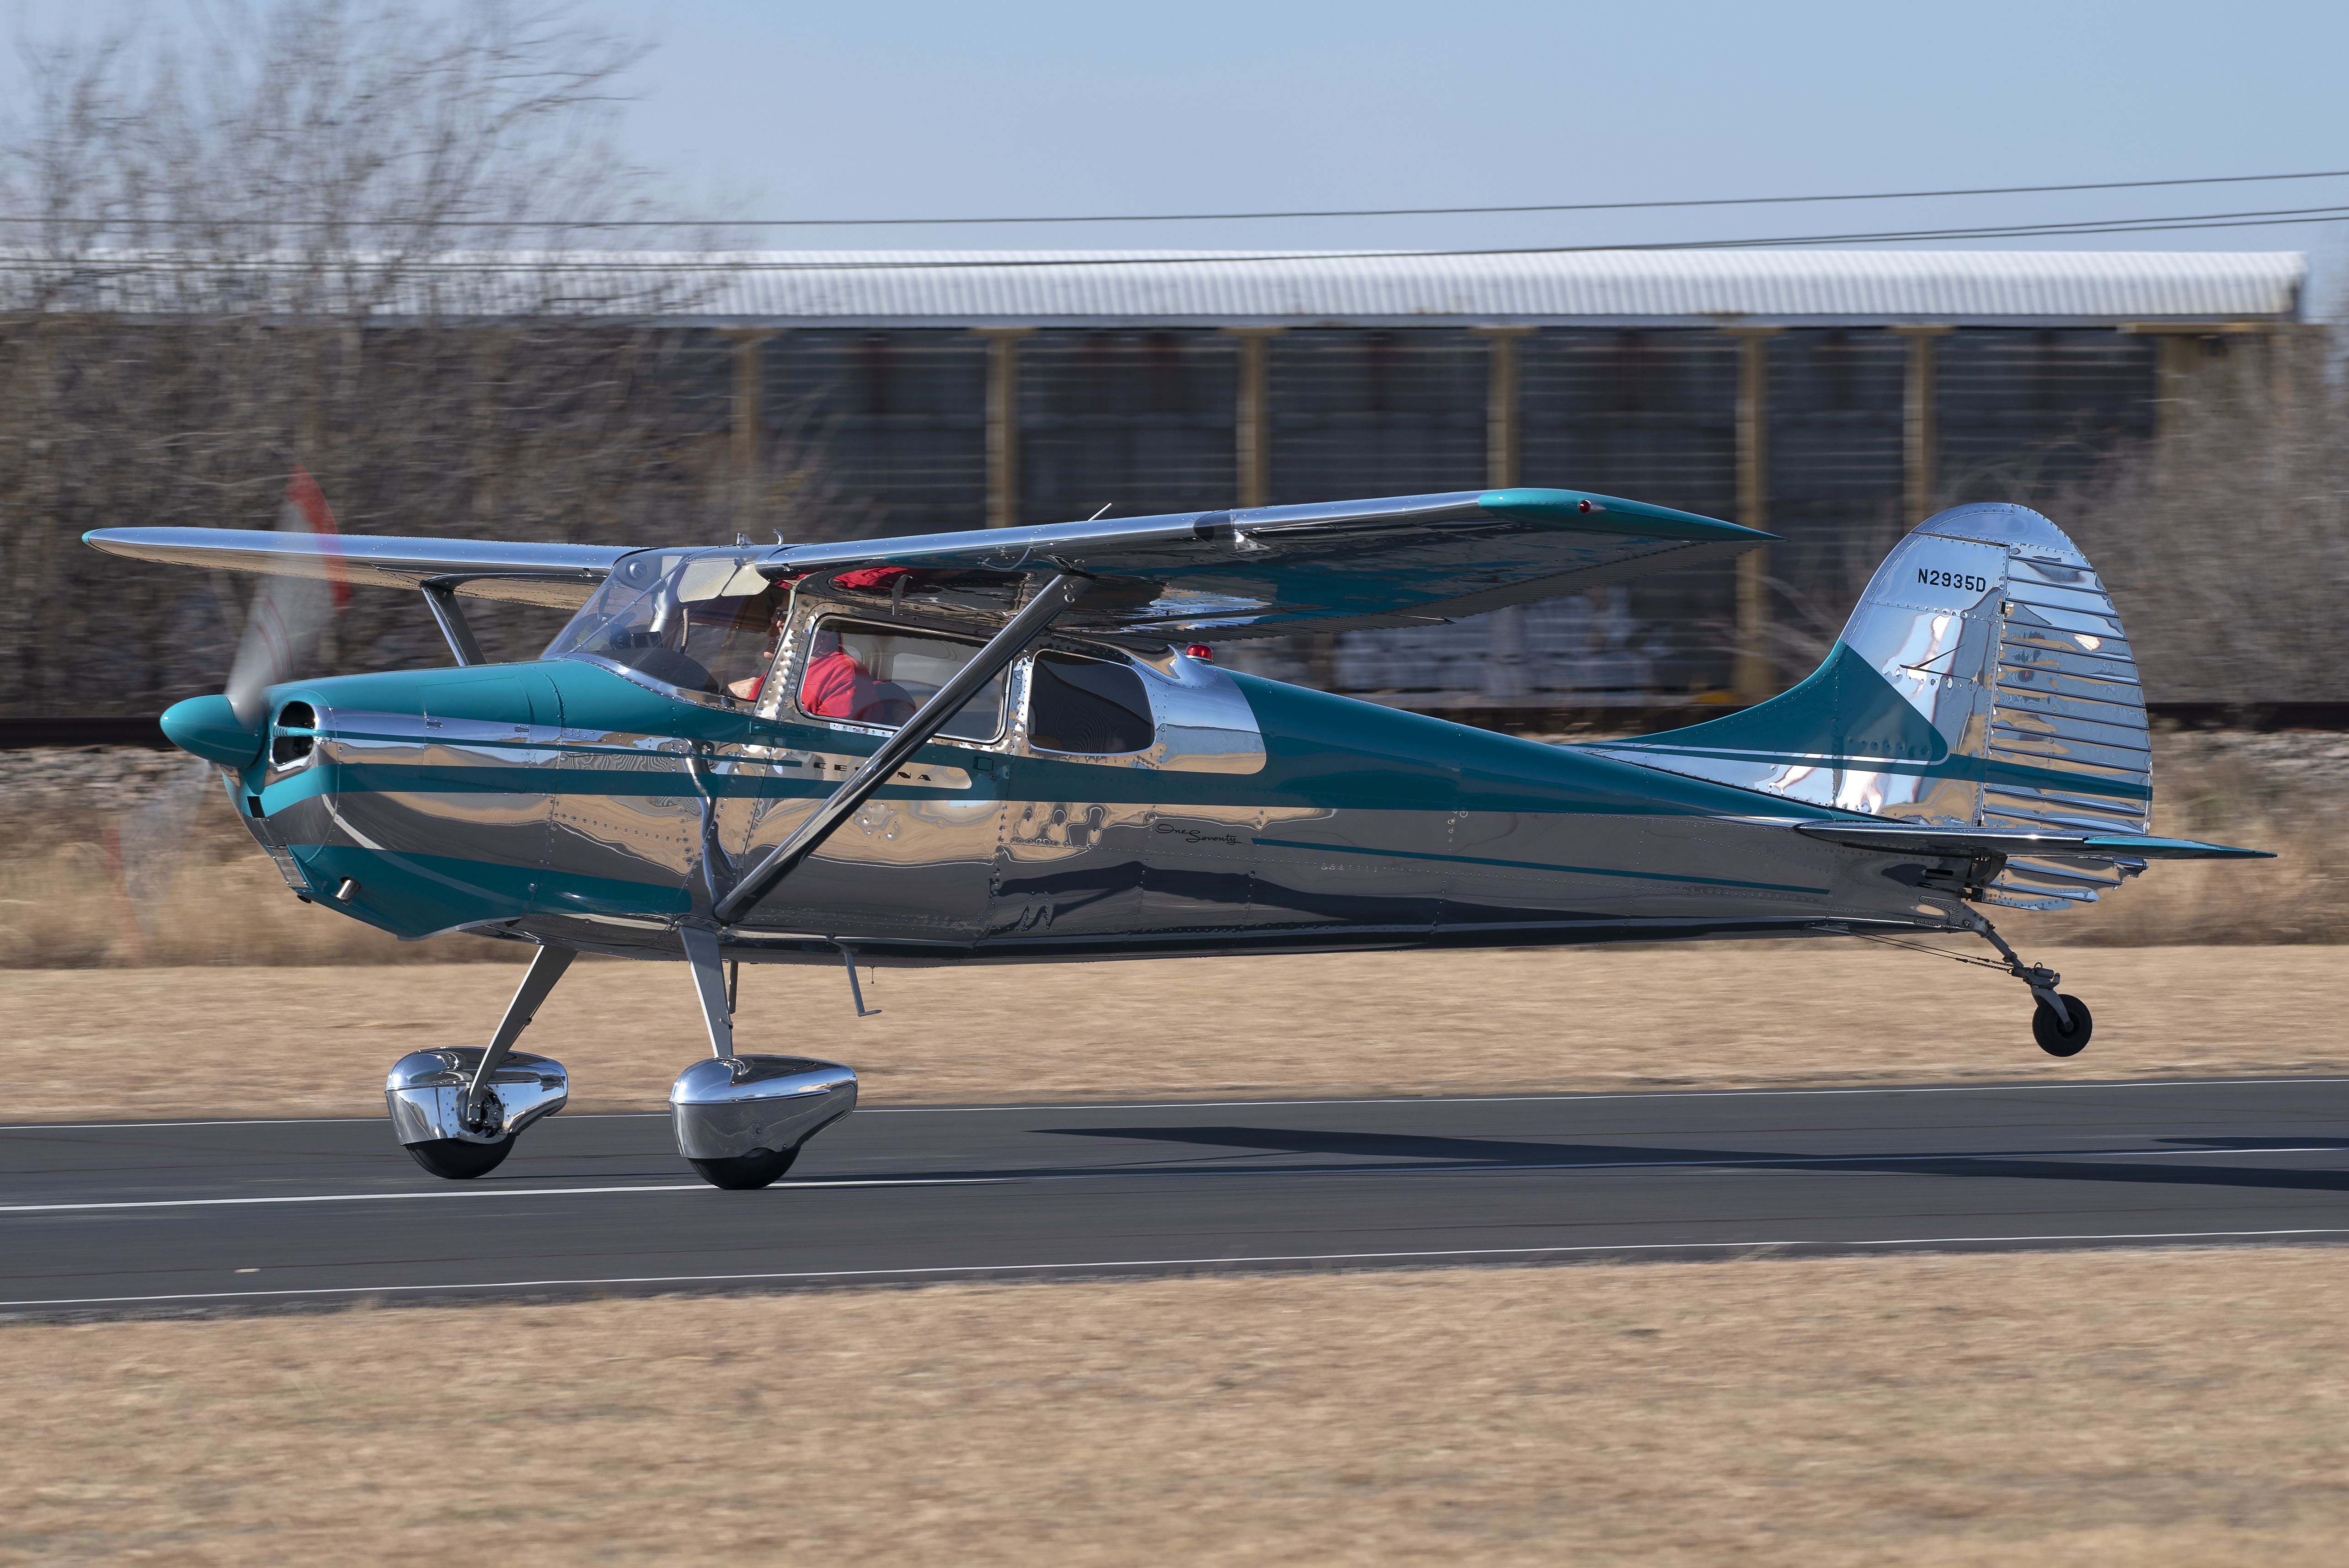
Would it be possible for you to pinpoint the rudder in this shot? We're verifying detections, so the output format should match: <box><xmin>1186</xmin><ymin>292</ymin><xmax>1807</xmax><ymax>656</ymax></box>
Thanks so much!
<box><xmin>1592</xmin><ymin>503</ymin><xmax>2151</xmax><ymax>909</ymax></box>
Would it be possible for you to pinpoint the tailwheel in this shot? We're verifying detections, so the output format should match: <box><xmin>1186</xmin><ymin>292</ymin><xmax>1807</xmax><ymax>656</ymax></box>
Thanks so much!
<box><xmin>688</xmin><ymin>1147</ymin><xmax>800</xmax><ymax>1190</ymax></box>
<box><xmin>2032</xmin><ymin>993</ymin><xmax>2093</xmax><ymax>1057</ymax></box>
<box><xmin>404</xmin><ymin>1135</ymin><xmax>517</xmax><ymax>1179</ymax></box>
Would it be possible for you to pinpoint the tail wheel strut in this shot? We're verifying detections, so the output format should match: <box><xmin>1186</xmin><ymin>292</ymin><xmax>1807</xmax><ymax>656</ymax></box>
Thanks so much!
<box><xmin>1854</xmin><ymin>911</ymin><xmax>2094</xmax><ymax>1057</ymax></box>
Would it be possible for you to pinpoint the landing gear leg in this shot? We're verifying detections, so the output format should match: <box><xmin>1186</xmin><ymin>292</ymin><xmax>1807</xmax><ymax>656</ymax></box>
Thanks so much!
<box><xmin>679</xmin><ymin>924</ymin><xmax>733</xmax><ymax>1060</ymax></box>
<box><xmin>462</xmin><ymin>944</ymin><xmax>578</xmax><ymax>1123</ymax></box>
<box><xmin>385</xmin><ymin>943</ymin><xmax>577</xmax><ymax>1179</ymax></box>
<box><xmin>1956</xmin><ymin>910</ymin><xmax>2093</xmax><ymax>1057</ymax></box>
<box><xmin>668</xmin><ymin>925</ymin><xmax>859</xmax><ymax>1190</ymax></box>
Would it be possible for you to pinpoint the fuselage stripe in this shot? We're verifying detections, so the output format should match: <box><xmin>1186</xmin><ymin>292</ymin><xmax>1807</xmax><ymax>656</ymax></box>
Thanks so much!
<box><xmin>1596</xmin><ymin>745</ymin><xmax>2151</xmax><ymax>801</ymax></box>
<box><xmin>1251</xmin><ymin>837</ymin><xmax>1830</xmax><ymax>895</ymax></box>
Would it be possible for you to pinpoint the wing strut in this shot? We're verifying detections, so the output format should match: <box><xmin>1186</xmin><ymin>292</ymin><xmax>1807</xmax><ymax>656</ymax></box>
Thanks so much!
<box><xmin>419</xmin><ymin>570</ymin><xmax>608</xmax><ymax>667</ymax></box>
<box><xmin>420</xmin><ymin>580</ymin><xmax>486</xmax><ymax>666</ymax></box>
<box><xmin>711</xmin><ymin>571</ymin><xmax>1091</xmax><ymax>925</ymax></box>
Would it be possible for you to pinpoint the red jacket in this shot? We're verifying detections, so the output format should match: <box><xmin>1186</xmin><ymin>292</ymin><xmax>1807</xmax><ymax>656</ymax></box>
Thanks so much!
<box><xmin>800</xmin><ymin>648</ymin><xmax>871</xmax><ymax>718</ymax></box>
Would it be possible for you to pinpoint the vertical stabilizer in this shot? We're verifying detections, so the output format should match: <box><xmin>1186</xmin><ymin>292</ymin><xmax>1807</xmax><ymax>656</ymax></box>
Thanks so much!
<box><xmin>1591</xmin><ymin>503</ymin><xmax>2150</xmax><ymax>908</ymax></box>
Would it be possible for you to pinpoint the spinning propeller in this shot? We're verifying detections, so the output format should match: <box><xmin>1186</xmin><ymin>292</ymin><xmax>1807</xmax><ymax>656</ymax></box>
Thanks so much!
<box><xmin>112</xmin><ymin>467</ymin><xmax>349</xmax><ymax>954</ymax></box>
<box><xmin>225</xmin><ymin>464</ymin><xmax>349</xmax><ymax>727</ymax></box>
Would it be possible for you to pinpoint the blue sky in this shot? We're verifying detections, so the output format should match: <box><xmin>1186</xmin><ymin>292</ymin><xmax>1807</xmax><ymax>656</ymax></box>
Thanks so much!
<box><xmin>623</xmin><ymin>0</ymin><xmax>2349</xmax><ymax>299</ymax></box>
<box><xmin>12</xmin><ymin>0</ymin><xmax>2348</xmax><ymax>305</ymax></box>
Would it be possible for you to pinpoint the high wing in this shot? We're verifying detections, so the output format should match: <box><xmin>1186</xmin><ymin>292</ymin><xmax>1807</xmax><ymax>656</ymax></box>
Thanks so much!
<box><xmin>1786</xmin><ymin>821</ymin><xmax>2271</xmax><ymax>861</ymax></box>
<box><xmin>82</xmin><ymin>528</ymin><xmax>636</xmax><ymax>608</ymax></box>
<box><xmin>765</xmin><ymin>487</ymin><xmax>1770</xmax><ymax>639</ymax></box>
<box><xmin>85</xmin><ymin>486</ymin><xmax>1765</xmax><ymax>632</ymax></box>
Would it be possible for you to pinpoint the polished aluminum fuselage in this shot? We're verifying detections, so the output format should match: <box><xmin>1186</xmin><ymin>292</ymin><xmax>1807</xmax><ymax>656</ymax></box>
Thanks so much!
<box><xmin>238</xmin><ymin>594</ymin><xmax>1966</xmax><ymax>967</ymax></box>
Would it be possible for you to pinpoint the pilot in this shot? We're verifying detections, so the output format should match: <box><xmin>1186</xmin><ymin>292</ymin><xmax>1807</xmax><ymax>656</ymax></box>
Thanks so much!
<box><xmin>725</xmin><ymin>601</ymin><xmax>791</xmax><ymax>702</ymax></box>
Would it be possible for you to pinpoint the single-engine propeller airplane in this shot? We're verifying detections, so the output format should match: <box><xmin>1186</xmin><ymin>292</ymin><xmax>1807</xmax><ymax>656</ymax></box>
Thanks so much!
<box><xmin>87</xmin><ymin>485</ymin><xmax>2267</xmax><ymax>1188</ymax></box>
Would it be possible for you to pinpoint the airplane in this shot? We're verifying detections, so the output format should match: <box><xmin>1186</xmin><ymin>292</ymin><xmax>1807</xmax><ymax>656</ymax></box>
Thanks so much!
<box><xmin>85</xmin><ymin>485</ymin><xmax>2268</xmax><ymax>1189</ymax></box>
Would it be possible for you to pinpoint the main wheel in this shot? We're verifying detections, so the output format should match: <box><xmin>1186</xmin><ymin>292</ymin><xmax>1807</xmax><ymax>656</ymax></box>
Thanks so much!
<box><xmin>688</xmin><ymin>1146</ymin><xmax>800</xmax><ymax>1190</ymax></box>
<box><xmin>404</xmin><ymin>1135</ymin><xmax>516</xmax><ymax>1179</ymax></box>
<box><xmin>2032</xmin><ymin>993</ymin><xmax>2094</xmax><ymax>1057</ymax></box>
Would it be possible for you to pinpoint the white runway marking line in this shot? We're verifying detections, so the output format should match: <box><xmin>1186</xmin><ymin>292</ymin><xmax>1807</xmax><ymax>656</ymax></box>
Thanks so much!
<box><xmin>7</xmin><ymin>1075</ymin><xmax>2347</xmax><ymax>1131</ymax></box>
<box><xmin>8</xmin><ymin>1227</ymin><xmax>2349</xmax><ymax>1311</ymax></box>
<box><xmin>5</xmin><ymin>1143</ymin><xmax>2343</xmax><ymax>1215</ymax></box>
<box><xmin>0</xmin><ymin>1112</ymin><xmax>664</xmax><ymax>1131</ymax></box>
<box><xmin>861</xmin><ymin>1077</ymin><xmax>2349</xmax><ymax>1114</ymax></box>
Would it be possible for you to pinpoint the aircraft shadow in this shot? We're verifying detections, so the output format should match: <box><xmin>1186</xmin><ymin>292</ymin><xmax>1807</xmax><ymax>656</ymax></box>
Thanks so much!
<box><xmin>1014</xmin><ymin>1124</ymin><xmax>2349</xmax><ymax>1196</ymax></box>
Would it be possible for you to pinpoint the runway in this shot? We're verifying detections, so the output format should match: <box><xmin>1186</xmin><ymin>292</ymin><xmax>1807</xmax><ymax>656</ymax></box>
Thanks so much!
<box><xmin>6</xmin><ymin>1075</ymin><xmax>2349</xmax><ymax>1313</ymax></box>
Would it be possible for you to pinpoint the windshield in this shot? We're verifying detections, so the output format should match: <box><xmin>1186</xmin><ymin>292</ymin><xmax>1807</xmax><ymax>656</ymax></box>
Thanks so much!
<box><xmin>544</xmin><ymin>549</ymin><xmax>787</xmax><ymax>702</ymax></box>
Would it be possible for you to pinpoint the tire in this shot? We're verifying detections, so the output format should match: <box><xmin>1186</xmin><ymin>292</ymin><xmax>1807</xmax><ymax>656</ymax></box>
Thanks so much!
<box><xmin>688</xmin><ymin>1147</ymin><xmax>800</xmax><ymax>1190</ymax></box>
<box><xmin>404</xmin><ymin>1135</ymin><xmax>517</xmax><ymax>1179</ymax></box>
<box><xmin>2032</xmin><ymin>993</ymin><xmax>2094</xmax><ymax>1057</ymax></box>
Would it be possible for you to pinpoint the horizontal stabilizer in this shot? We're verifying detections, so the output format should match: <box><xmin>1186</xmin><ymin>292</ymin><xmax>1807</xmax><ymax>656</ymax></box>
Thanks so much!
<box><xmin>1789</xmin><ymin>821</ymin><xmax>2271</xmax><ymax>860</ymax></box>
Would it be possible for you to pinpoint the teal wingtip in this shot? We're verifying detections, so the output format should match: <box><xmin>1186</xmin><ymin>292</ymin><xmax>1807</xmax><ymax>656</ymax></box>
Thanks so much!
<box><xmin>1476</xmin><ymin>487</ymin><xmax>1775</xmax><ymax>543</ymax></box>
<box><xmin>2083</xmin><ymin>834</ymin><xmax>2276</xmax><ymax>860</ymax></box>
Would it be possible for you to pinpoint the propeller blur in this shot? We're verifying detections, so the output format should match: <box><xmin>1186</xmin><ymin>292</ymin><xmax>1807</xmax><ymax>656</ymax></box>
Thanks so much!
<box><xmin>111</xmin><ymin>466</ymin><xmax>351</xmax><ymax>956</ymax></box>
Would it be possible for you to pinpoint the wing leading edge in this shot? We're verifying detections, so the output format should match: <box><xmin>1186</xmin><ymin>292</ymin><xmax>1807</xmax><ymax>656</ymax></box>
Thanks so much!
<box><xmin>86</xmin><ymin>486</ymin><xmax>1767</xmax><ymax>631</ymax></box>
<box><xmin>83</xmin><ymin>528</ymin><xmax>638</xmax><ymax>608</ymax></box>
<box><xmin>766</xmin><ymin>487</ymin><xmax>1771</xmax><ymax>639</ymax></box>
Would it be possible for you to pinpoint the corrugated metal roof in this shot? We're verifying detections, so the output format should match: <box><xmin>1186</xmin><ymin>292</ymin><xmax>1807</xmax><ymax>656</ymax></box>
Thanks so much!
<box><xmin>1</xmin><ymin>247</ymin><xmax>2306</xmax><ymax>325</ymax></box>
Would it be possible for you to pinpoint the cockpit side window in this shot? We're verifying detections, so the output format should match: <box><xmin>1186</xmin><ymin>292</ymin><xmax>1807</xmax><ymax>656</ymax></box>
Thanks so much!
<box><xmin>1028</xmin><ymin>651</ymin><xmax>1154</xmax><ymax>755</ymax></box>
<box><xmin>797</xmin><ymin>619</ymin><xmax>1004</xmax><ymax>742</ymax></box>
<box><xmin>544</xmin><ymin>549</ymin><xmax>786</xmax><ymax>704</ymax></box>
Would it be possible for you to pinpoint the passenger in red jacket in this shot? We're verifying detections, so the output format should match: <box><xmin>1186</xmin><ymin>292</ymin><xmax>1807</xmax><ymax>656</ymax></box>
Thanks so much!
<box><xmin>797</xmin><ymin>628</ymin><xmax>873</xmax><ymax>718</ymax></box>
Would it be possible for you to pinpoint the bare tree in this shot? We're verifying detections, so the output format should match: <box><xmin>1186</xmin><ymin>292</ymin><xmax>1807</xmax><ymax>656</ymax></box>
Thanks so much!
<box><xmin>2053</xmin><ymin>328</ymin><xmax>2349</xmax><ymax>708</ymax></box>
<box><xmin>1694</xmin><ymin>327</ymin><xmax>2349</xmax><ymax>709</ymax></box>
<box><xmin>0</xmin><ymin>1</ymin><xmax>762</xmax><ymax>716</ymax></box>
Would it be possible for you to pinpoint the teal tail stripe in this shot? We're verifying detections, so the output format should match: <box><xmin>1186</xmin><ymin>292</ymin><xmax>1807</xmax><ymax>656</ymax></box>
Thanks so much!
<box><xmin>1602</xmin><ymin>641</ymin><xmax>2151</xmax><ymax>804</ymax></box>
<box><xmin>1253</xmin><ymin>837</ymin><xmax>1829</xmax><ymax>896</ymax></box>
<box><xmin>1600</xmin><ymin>745</ymin><xmax>2154</xmax><ymax>803</ymax></box>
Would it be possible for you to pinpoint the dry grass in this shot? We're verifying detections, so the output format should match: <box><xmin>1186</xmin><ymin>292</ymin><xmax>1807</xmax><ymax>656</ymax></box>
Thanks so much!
<box><xmin>5</xmin><ymin>1248</ymin><xmax>2349</xmax><ymax>1564</ymax></box>
<box><xmin>2046</xmin><ymin>730</ymin><xmax>2349</xmax><ymax>944</ymax></box>
<box><xmin>0</xmin><ymin>944</ymin><xmax>2339</xmax><ymax>1123</ymax></box>
<box><xmin>0</xmin><ymin>752</ymin><xmax>523</xmax><ymax>969</ymax></box>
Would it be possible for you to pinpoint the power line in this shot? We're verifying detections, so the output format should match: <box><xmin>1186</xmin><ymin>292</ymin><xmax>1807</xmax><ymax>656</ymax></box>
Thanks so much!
<box><xmin>5</xmin><ymin>167</ymin><xmax>2349</xmax><ymax>230</ymax></box>
<box><xmin>545</xmin><ymin>165</ymin><xmax>2349</xmax><ymax>228</ymax></box>
<box><xmin>567</xmin><ymin>203</ymin><xmax>2349</xmax><ymax>267</ymax></box>
<box><xmin>7</xmin><ymin>203</ymin><xmax>2344</xmax><ymax>273</ymax></box>
<box><xmin>312</xmin><ymin>202</ymin><xmax>2349</xmax><ymax>262</ymax></box>
<box><xmin>554</xmin><ymin>203</ymin><xmax>2349</xmax><ymax>265</ymax></box>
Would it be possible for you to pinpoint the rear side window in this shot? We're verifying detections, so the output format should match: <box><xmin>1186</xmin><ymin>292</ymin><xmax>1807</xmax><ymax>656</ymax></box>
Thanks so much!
<box><xmin>1028</xmin><ymin>652</ymin><xmax>1154</xmax><ymax>755</ymax></box>
<box><xmin>797</xmin><ymin>621</ymin><xmax>1004</xmax><ymax>741</ymax></box>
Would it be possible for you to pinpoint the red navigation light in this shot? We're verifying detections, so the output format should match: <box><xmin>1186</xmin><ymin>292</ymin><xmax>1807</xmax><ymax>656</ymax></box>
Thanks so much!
<box><xmin>1183</xmin><ymin>644</ymin><xmax>1214</xmax><ymax>661</ymax></box>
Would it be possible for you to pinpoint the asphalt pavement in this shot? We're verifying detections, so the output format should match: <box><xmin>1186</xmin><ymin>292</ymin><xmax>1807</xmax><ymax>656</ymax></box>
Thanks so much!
<box><xmin>6</xmin><ymin>1076</ymin><xmax>2349</xmax><ymax>1313</ymax></box>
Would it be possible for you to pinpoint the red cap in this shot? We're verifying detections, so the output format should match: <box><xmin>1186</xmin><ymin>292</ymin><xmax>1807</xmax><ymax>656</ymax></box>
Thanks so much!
<box><xmin>1183</xmin><ymin>643</ymin><xmax>1214</xmax><ymax>661</ymax></box>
